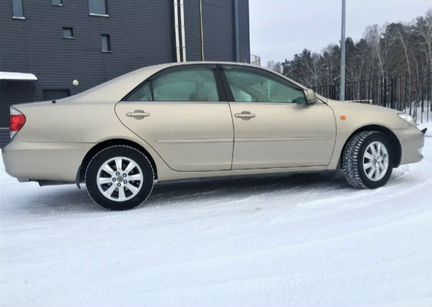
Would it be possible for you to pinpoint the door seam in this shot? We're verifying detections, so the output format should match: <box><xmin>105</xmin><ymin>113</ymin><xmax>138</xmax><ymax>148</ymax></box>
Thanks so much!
<box><xmin>227</xmin><ymin>101</ymin><xmax>236</xmax><ymax>171</ymax></box>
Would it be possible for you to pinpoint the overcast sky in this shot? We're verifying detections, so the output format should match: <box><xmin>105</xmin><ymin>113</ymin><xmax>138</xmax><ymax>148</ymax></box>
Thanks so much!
<box><xmin>249</xmin><ymin>0</ymin><xmax>432</xmax><ymax>64</ymax></box>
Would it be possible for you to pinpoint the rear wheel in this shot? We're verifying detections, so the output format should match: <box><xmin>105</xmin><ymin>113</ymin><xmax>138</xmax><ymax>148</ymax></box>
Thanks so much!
<box><xmin>341</xmin><ymin>131</ymin><xmax>393</xmax><ymax>189</ymax></box>
<box><xmin>85</xmin><ymin>145</ymin><xmax>154</xmax><ymax>210</ymax></box>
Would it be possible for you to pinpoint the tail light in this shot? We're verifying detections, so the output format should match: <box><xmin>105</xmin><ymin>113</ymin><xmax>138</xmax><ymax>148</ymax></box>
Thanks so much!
<box><xmin>10</xmin><ymin>107</ymin><xmax>26</xmax><ymax>138</ymax></box>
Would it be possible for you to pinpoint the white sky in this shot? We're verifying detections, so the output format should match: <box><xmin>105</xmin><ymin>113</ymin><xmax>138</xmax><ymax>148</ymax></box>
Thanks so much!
<box><xmin>249</xmin><ymin>0</ymin><xmax>432</xmax><ymax>63</ymax></box>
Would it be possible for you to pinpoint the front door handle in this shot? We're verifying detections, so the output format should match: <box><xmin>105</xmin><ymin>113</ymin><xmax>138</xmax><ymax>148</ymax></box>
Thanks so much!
<box><xmin>234</xmin><ymin>111</ymin><xmax>256</xmax><ymax>120</ymax></box>
<box><xmin>126</xmin><ymin>110</ymin><xmax>150</xmax><ymax>119</ymax></box>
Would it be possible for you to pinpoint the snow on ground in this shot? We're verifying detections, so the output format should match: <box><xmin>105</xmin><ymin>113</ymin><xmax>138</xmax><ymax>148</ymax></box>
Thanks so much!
<box><xmin>1</xmin><ymin>123</ymin><xmax>432</xmax><ymax>307</ymax></box>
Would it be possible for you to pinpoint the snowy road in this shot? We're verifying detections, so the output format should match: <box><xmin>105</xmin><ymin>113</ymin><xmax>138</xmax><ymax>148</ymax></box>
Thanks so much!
<box><xmin>1</xmin><ymin>124</ymin><xmax>432</xmax><ymax>307</ymax></box>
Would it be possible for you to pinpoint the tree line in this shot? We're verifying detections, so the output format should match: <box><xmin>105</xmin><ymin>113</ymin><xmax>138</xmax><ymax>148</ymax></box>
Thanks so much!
<box><xmin>267</xmin><ymin>9</ymin><xmax>432</xmax><ymax>109</ymax></box>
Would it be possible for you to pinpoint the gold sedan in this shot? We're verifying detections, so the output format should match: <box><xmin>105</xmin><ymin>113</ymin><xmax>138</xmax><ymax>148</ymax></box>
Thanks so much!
<box><xmin>3</xmin><ymin>62</ymin><xmax>425</xmax><ymax>210</ymax></box>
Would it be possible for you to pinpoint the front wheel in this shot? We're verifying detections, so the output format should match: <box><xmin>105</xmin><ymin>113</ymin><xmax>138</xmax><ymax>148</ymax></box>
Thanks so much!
<box><xmin>85</xmin><ymin>145</ymin><xmax>155</xmax><ymax>210</ymax></box>
<box><xmin>341</xmin><ymin>131</ymin><xmax>393</xmax><ymax>189</ymax></box>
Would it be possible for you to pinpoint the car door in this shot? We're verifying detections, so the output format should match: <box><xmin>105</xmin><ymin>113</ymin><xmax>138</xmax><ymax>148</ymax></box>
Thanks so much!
<box><xmin>115</xmin><ymin>65</ymin><xmax>234</xmax><ymax>172</ymax></box>
<box><xmin>222</xmin><ymin>65</ymin><xmax>336</xmax><ymax>170</ymax></box>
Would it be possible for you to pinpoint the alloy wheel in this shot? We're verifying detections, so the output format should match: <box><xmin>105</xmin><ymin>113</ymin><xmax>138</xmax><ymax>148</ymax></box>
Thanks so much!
<box><xmin>96</xmin><ymin>156</ymin><xmax>144</xmax><ymax>202</ymax></box>
<box><xmin>362</xmin><ymin>141</ymin><xmax>389</xmax><ymax>182</ymax></box>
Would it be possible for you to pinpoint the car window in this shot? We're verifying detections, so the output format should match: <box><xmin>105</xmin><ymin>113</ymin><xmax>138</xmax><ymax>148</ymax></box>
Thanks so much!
<box><xmin>125</xmin><ymin>67</ymin><xmax>220</xmax><ymax>102</ymax></box>
<box><xmin>125</xmin><ymin>82</ymin><xmax>152</xmax><ymax>101</ymax></box>
<box><xmin>152</xmin><ymin>68</ymin><xmax>219</xmax><ymax>101</ymax></box>
<box><xmin>224</xmin><ymin>68</ymin><xmax>307</xmax><ymax>103</ymax></box>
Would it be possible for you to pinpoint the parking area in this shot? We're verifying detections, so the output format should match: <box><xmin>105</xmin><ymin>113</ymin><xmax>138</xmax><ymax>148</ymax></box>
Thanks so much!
<box><xmin>0</xmin><ymin>123</ymin><xmax>431</xmax><ymax>307</ymax></box>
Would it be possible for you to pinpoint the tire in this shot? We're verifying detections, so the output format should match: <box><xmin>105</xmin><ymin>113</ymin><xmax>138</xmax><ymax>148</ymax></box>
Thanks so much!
<box><xmin>341</xmin><ymin>131</ymin><xmax>393</xmax><ymax>189</ymax></box>
<box><xmin>85</xmin><ymin>145</ymin><xmax>155</xmax><ymax>210</ymax></box>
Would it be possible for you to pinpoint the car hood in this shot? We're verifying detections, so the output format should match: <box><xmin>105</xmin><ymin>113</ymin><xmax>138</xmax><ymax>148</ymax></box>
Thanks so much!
<box><xmin>325</xmin><ymin>99</ymin><xmax>410</xmax><ymax>130</ymax></box>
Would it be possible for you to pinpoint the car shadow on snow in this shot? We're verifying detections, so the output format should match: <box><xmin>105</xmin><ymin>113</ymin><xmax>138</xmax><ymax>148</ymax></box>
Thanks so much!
<box><xmin>19</xmin><ymin>171</ymin><xmax>348</xmax><ymax>214</ymax></box>
<box><xmin>150</xmin><ymin>171</ymin><xmax>346</xmax><ymax>203</ymax></box>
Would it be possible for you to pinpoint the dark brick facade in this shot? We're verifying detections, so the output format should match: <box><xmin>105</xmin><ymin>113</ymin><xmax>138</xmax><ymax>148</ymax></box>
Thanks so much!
<box><xmin>0</xmin><ymin>0</ymin><xmax>250</xmax><ymax>129</ymax></box>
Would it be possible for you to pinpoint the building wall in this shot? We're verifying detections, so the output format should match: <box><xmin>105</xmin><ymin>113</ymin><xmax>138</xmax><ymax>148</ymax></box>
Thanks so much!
<box><xmin>0</xmin><ymin>81</ymin><xmax>36</xmax><ymax>127</ymax></box>
<box><xmin>238</xmin><ymin>0</ymin><xmax>250</xmax><ymax>63</ymax></box>
<box><xmin>0</xmin><ymin>0</ymin><xmax>250</xmax><ymax>104</ymax></box>
<box><xmin>184</xmin><ymin>0</ymin><xmax>250</xmax><ymax>63</ymax></box>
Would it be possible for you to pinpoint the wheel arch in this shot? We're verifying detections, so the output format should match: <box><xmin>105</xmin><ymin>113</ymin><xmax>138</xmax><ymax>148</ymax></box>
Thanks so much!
<box><xmin>77</xmin><ymin>139</ymin><xmax>158</xmax><ymax>183</ymax></box>
<box><xmin>341</xmin><ymin>125</ymin><xmax>402</xmax><ymax>168</ymax></box>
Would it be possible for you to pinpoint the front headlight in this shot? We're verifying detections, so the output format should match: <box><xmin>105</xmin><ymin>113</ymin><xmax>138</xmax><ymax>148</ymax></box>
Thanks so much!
<box><xmin>398</xmin><ymin>113</ymin><xmax>416</xmax><ymax>126</ymax></box>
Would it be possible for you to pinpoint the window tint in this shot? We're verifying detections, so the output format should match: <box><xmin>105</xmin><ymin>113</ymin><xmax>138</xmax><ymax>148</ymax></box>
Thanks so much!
<box><xmin>101</xmin><ymin>34</ymin><xmax>111</xmax><ymax>52</ymax></box>
<box><xmin>224</xmin><ymin>68</ymin><xmax>306</xmax><ymax>103</ymax></box>
<box><xmin>126</xmin><ymin>82</ymin><xmax>152</xmax><ymax>101</ymax></box>
<box><xmin>125</xmin><ymin>68</ymin><xmax>220</xmax><ymax>102</ymax></box>
<box><xmin>12</xmin><ymin>0</ymin><xmax>24</xmax><ymax>17</ymax></box>
<box><xmin>62</xmin><ymin>27</ymin><xmax>74</xmax><ymax>39</ymax></box>
<box><xmin>153</xmin><ymin>68</ymin><xmax>219</xmax><ymax>102</ymax></box>
<box><xmin>89</xmin><ymin>0</ymin><xmax>107</xmax><ymax>15</ymax></box>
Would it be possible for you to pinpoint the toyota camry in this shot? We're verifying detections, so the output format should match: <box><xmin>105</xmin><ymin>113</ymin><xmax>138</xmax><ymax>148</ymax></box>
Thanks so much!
<box><xmin>3</xmin><ymin>62</ymin><xmax>425</xmax><ymax>210</ymax></box>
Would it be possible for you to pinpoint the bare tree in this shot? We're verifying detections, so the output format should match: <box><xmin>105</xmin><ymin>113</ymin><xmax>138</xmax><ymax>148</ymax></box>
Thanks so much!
<box><xmin>365</xmin><ymin>25</ymin><xmax>386</xmax><ymax>79</ymax></box>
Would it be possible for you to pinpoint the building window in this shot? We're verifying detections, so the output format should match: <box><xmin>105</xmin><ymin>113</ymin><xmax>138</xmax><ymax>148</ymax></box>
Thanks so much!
<box><xmin>89</xmin><ymin>0</ymin><xmax>108</xmax><ymax>16</ymax></box>
<box><xmin>43</xmin><ymin>89</ymin><xmax>71</xmax><ymax>100</ymax></box>
<box><xmin>101</xmin><ymin>34</ymin><xmax>111</xmax><ymax>52</ymax></box>
<box><xmin>12</xmin><ymin>0</ymin><xmax>24</xmax><ymax>18</ymax></box>
<box><xmin>51</xmin><ymin>0</ymin><xmax>63</xmax><ymax>6</ymax></box>
<box><xmin>62</xmin><ymin>27</ymin><xmax>74</xmax><ymax>39</ymax></box>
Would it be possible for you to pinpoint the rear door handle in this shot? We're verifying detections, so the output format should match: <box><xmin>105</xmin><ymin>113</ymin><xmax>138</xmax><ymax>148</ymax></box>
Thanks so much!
<box><xmin>234</xmin><ymin>111</ymin><xmax>256</xmax><ymax>120</ymax></box>
<box><xmin>126</xmin><ymin>110</ymin><xmax>150</xmax><ymax>119</ymax></box>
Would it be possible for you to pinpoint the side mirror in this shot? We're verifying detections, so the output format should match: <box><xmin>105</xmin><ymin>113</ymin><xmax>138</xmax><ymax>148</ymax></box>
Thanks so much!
<box><xmin>304</xmin><ymin>89</ymin><xmax>317</xmax><ymax>105</ymax></box>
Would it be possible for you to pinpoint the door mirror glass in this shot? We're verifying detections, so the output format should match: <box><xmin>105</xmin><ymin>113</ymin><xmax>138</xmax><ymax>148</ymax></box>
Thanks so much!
<box><xmin>304</xmin><ymin>89</ymin><xmax>317</xmax><ymax>105</ymax></box>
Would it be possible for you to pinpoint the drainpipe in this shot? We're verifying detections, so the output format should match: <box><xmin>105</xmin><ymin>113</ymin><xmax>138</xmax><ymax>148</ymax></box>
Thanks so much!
<box><xmin>233</xmin><ymin>0</ymin><xmax>240</xmax><ymax>62</ymax></box>
<box><xmin>199</xmin><ymin>0</ymin><xmax>205</xmax><ymax>61</ymax></box>
<box><xmin>174</xmin><ymin>0</ymin><xmax>181</xmax><ymax>62</ymax></box>
<box><xmin>180</xmin><ymin>0</ymin><xmax>187</xmax><ymax>62</ymax></box>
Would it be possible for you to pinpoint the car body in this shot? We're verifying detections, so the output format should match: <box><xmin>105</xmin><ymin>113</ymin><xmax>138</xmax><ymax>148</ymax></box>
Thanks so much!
<box><xmin>2</xmin><ymin>62</ymin><xmax>425</xmax><ymax>210</ymax></box>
